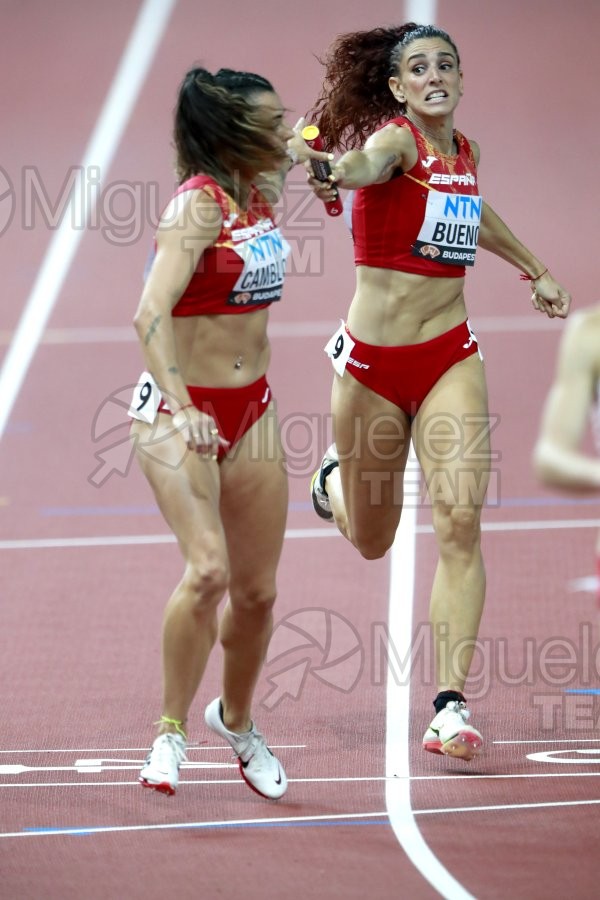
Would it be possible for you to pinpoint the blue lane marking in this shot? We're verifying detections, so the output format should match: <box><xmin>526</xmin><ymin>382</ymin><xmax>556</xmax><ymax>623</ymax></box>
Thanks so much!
<box><xmin>38</xmin><ymin>496</ymin><xmax>599</xmax><ymax>517</ymax></box>
<box><xmin>4</xmin><ymin>422</ymin><xmax>34</xmax><ymax>435</ymax></box>
<box><xmin>497</xmin><ymin>496</ymin><xmax>599</xmax><ymax>508</ymax></box>
<box><xmin>291</xmin><ymin>496</ymin><xmax>598</xmax><ymax>512</ymax></box>
<box><xmin>23</xmin><ymin>818</ymin><xmax>390</xmax><ymax>836</ymax></box>
<box><xmin>40</xmin><ymin>506</ymin><xmax>159</xmax><ymax>517</ymax></box>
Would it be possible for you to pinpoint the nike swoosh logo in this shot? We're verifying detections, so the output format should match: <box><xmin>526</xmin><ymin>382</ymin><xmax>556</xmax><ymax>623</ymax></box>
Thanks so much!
<box><xmin>261</xmin><ymin>387</ymin><xmax>270</xmax><ymax>404</ymax></box>
<box><xmin>241</xmin><ymin>753</ymin><xmax>282</xmax><ymax>785</ymax></box>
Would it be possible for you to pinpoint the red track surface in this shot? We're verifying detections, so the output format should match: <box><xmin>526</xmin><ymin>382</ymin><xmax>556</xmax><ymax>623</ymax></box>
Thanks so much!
<box><xmin>1</xmin><ymin>2</ymin><xmax>599</xmax><ymax>898</ymax></box>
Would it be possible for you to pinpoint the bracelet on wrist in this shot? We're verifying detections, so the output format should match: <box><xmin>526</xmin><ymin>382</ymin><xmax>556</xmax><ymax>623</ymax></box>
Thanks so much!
<box><xmin>173</xmin><ymin>403</ymin><xmax>195</xmax><ymax>415</ymax></box>
<box><xmin>519</xmin><ymin>267</ymin><xmax>548</xmax><ymax>282</ymax></box>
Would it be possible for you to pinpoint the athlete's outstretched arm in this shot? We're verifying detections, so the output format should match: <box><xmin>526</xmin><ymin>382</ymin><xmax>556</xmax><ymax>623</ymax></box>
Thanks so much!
<box><xmin>306</xmin><ymin>123</ymin><xmax>416</xmax><ymax>195</ymax></box>
<box><xmin>533</xmin><ymin>309</ymin><xmax>600</xmax><ymax>490</ymax></box>
<box><xmin>478</xmin><ymin>201</ymin><xmax>571</xmax><ymax>319</ymax></box>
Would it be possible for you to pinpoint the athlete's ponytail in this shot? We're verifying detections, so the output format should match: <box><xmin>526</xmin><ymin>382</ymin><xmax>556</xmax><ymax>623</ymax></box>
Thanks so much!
<box><xmin>173</xmin><ymin>66</ymin><xmax>286</xmax><ymax>191</ymax></box>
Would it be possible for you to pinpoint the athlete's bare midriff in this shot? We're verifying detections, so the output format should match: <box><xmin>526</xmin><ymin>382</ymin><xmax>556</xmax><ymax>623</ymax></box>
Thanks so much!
<box><xmin>172</xmin><ymin>309</ymin><xmax>271</xmax><ymax>387</ymax></box>
<box><xmin>347</xmin><ymin>265</ymin><xmax>469</xmax><ymax>346</ymax></box>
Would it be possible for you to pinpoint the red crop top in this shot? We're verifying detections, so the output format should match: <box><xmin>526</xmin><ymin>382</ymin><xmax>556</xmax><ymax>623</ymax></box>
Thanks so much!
<box><xmin>156</xmin><ymin>175</ymin><xmax>290</xmax><ymax>316</ymax></box>
<box><xmin>351</xmin><ymin>116</ymin><xmax>481</xmax><ymax>277</ymax></box>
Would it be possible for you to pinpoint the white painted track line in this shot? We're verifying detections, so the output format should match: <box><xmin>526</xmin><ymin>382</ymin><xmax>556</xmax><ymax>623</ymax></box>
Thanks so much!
<box><xmin>386</xmin><ymin>445</ymin><xmax>476</xmax><ymax>900</ymax></box>
<box><xmin>0</xmin><ymin>517</ymin><xmax>597</xmax><ymax>552</ymax></box>
<box><xmin>0</xmin><ymin>0</ymin><xmax>178</xmax><ymax>441</ymax></box>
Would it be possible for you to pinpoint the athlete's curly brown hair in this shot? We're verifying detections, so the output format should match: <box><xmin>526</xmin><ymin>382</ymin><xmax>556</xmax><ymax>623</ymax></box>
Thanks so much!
<box><xmin>308</xmin><ymin>24</ymin><xmax>460</xmax><ymax>151</ymax></box>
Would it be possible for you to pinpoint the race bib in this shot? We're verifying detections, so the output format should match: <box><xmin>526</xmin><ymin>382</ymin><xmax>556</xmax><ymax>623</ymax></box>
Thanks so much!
<box><xmin>128</xmin><ymin>371</ymin><xmax>162</xmax><ymax>423</ymax></box>
<box><xmin>228</xmin><ymin>226</ymin><xmax>291</xmax><ymax>306</ymax></box>
<box><xmin>413</xmin><ymin>192</ymin><xmax>481</xmax><ymax>267</ymax></box>
<box><xmin>324</xmin><ymin>321</ymin><xmax>355</xmax><ymax>377</ymax></box>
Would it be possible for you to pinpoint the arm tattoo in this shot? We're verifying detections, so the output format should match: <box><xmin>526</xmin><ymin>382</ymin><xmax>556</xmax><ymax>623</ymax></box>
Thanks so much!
<box><xmin>144</xmin><ymin>315</ymin><xmax>161</xmax><ymax>346</ymax></box>
<box><xmin>167</xmin><ymin>366</ymin><xmax>179</xmax><ymax>374</ymax></box>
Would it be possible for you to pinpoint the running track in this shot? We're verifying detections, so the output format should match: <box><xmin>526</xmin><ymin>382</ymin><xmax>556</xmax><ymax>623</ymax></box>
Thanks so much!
<box><xmin>1</xmin><ymin>1</ymin><xmax>599</xmax><ymax>898</ymax></box>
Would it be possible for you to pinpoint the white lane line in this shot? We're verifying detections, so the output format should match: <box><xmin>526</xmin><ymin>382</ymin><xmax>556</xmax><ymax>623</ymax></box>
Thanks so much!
<box><xmin>386</xmin><ymin>448</ymin><xmax>475</xmax><ymax>900</ymax></box>
<box><xmin>0</xmin><ymin>744</ymin><xmax>305</xmax><ymax>754</ymax></box>
<box><xmin>0</xmin><ymin>529</ymin><xmax>337</xmax><ymax>550</ymax></box>
<box><xmin>0</xmin><ymin>316</ymin><xmax>567</xmax><ymax>347</ymax></box>
<box><xmin>4</xmin><ymin>770</ymin><xmax>600</xmax><ymax>787</ymax></box>
<box><xmin>300</xmin><ymin>771</ymin><xmax>600</xmax><ymax>782</ymax></box>
<box><xmin>479</xmin><ymin>518</ymin><xmax>600</xmax><ymax>532</ymax></box>
<box><xmin>3</xmin><ymin>796</ymin><xmax>597</xmax><ymax>839</ymax></box>
<box><xmin>0</xmin><ymin>517</ymin><xmax>598</xmax><ymax>551</ymax></box>
<box><xmin>0</xmin><ymin>811</ymin><xmax>389</xmax><ymax>839</ymax></box>
<box><xmin>468</xmin><ymin>316</ymin><xmax>565</xmax><ymax>333</ymax></box>
<box><xmin>0</xmin><ymin>0</ymin><xmax>178</xmax><ymax>441</ymax></box>
<box><xmin>0</xmin><ymin>768</ymin><xmax>600</xmax><ymax>789</ymax></box>
<box><xmin>494</xmin><ymin>739</ymin><xmax>600</xmax><ymax>744</ymax></box>
<box><xmin>0</xmin><ymin>535</ymin><xmax>178</xmax><ymax>550</ymax></box>
<box><xmin>0</xmin><ymin>761</ymin><xmax>236</xmax><ymax>775</ymax></box>
<box><xmin>417</xmin><ymin>798</ymin><xmax>600</xmax><ymax>816</ymax></box>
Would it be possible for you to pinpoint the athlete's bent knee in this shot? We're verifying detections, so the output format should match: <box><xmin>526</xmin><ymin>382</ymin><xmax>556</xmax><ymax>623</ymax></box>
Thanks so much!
<box><xmin>183</xmin><ymin>559</ymin><xmax>229</xmax><ymax>613</ymax></box>
<box><xmin>229</xmin><ymin>585</ymin><xmax>277</xmax><ymax>618</ymax></box>
<box><xmin>434</xmin><ymin>503</ymin><xmax>481</xmax><ymax>552</ymax></box>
